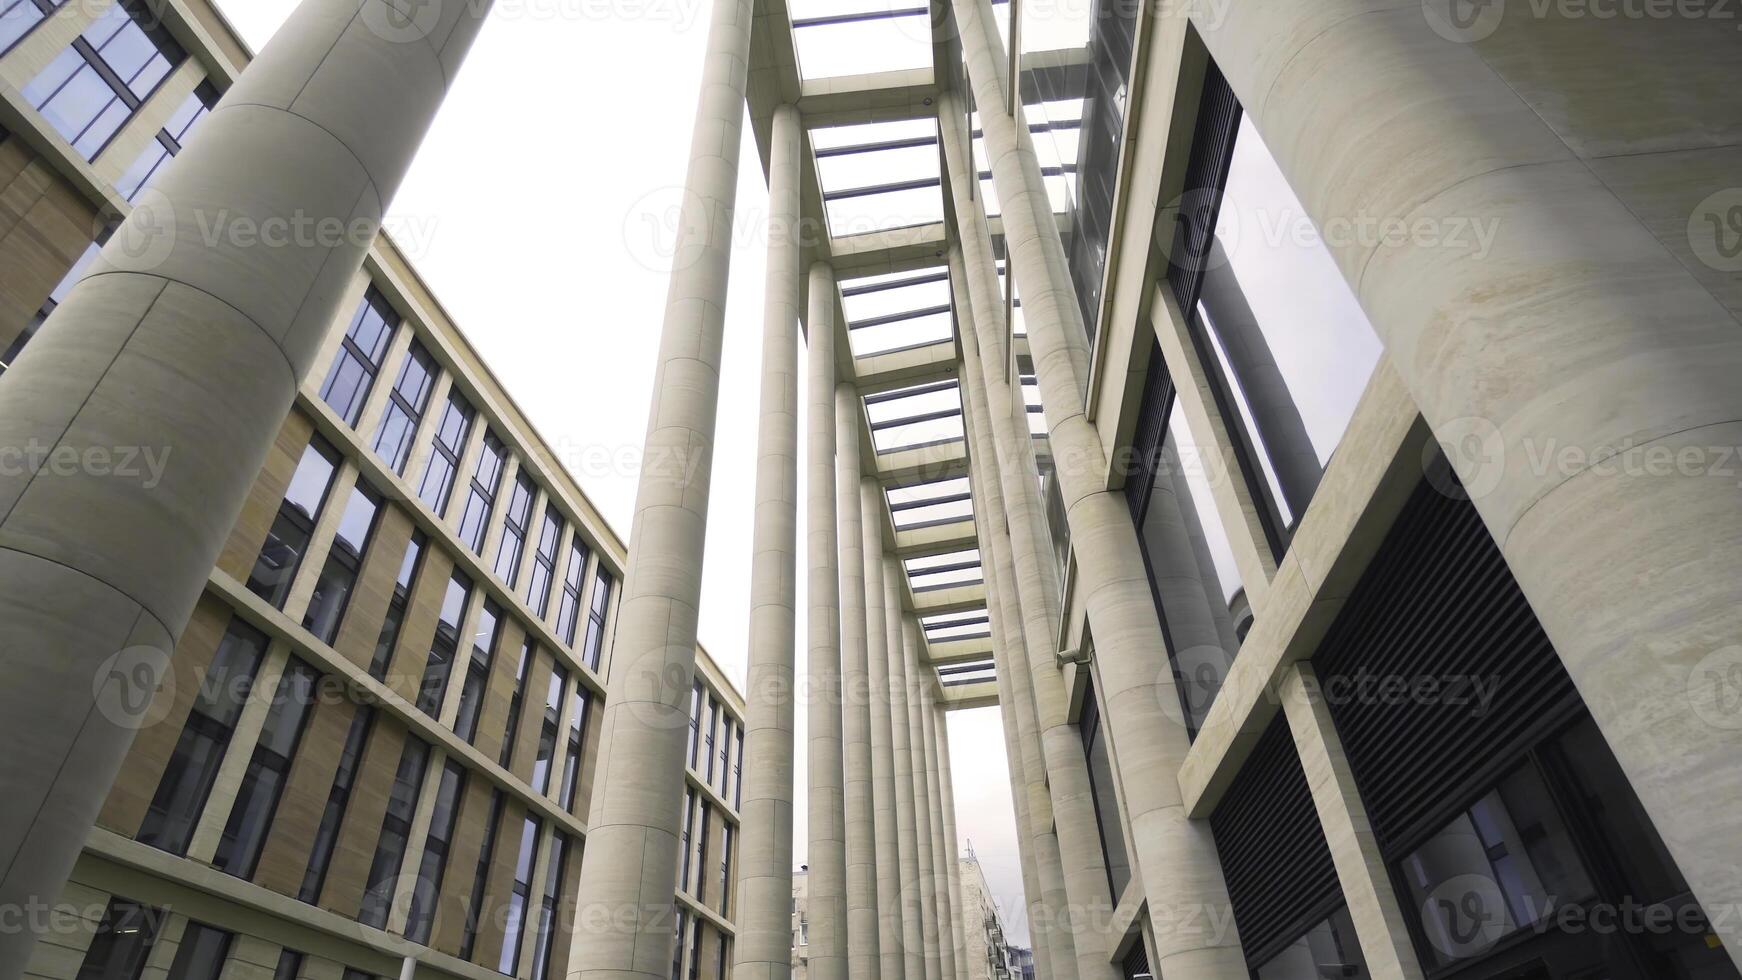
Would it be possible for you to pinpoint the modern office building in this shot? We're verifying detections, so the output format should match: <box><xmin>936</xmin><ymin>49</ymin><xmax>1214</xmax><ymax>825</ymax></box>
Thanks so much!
<box><xmin>2</xmin><ymin>0</ymin><xmax>1740</xmax><ymax>980</ymax></box>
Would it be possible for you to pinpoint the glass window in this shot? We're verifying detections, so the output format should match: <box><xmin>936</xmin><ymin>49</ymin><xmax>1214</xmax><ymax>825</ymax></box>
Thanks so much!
<box><xmin>526</xmin><ymin>506</ymin><xmax>562</xmax><ymax>617</ymax></box>
<box><xmin>1079</xmin><ymin>681</ymin><xmax>1131</xmax><ymax>900</ymax></box>
<box><xmin>112</xmin><ymin>81</ymin><xmax>217</xmax><ymax>201</ymax></box>
<box><xmin>299</xmin><ymin>707</ymin><xmax>373</xmax><ymax>902</ymax></box>
<box><xmin>22</xmin><ymin>0</ymin><xmax>184</xmax><ymax>160</ymax></box>
<box><xmin>358</xmin><ymin>737</ymin><xmax>430</xmax><ymax>929</ymax></box>
<box><xmin>371</xmin><ymin>529</ymin><xmax>425</xmax><ymax>680</ymax></box>
<box><xmin>405</xmin><ymin>759</ymin><xmax>467</xmax><ymax>943</ymax></box>
<box><xmin>1</xmin><ymin>0</ymin><xmax>62</xmax><ymax>58</ymax></box>
<box><xmin>74</xmin><ymin>898</ymin><xmax>162</xmax><ymax>980</ymax></box>
<box><xmin>458</xmin><ymin>431</ymin><xmax>507</xmax><ymax>554</ymax></box>
<box><xmin>459</xmin><ymin>790</ymin><xmax>505</xmax><ymax>961</ymax></box>
<box><xmin>670</xmin><ymin>910</ymin><xmax>688</xmax><ymax>980</ymax></box>
<box><xmin>213</xmin><ymin>658</ymin><xmax>319</xmax><ymax>878</ymax></box>
<box><xmin>418</xmin><ymin>388</ymin><xmax>473</xmax><ymax>513</ymax></box>
<box><xmin>302</xmin><ymin>481</ymin><xmax>382</xmax><ymax>645</ymax></box>
<box><xmin>165</xmin><ymin>922</ymin><xmax>231</xmax><ymax>980</ymax></box>
<box><xmin>500</xmin><ymin>639</ymin><xmax>533</xmax><ymax>768</ymax></box>
<box><xmin>137</xmin><ymin>618</ymin><xmax>269</xmax><ymax>854</ymax></box>
<box><xmin>271</xmin><ymin>950</ymin><xmax>303</xmax><ymax>980</ymax></box>
<box><xmin>530</xmin><ymin>832</ymin><xmax>569</xmax><ymax>980</ymax></box>
<box><xmin>716</xmin><ymin>716</ymin><xmax>732</xmax><ymax>795</ymax></box>
<box><xmin>555</xmin><ymin>537</ymin><xmax>591</xmax><ymax>646</ymax></box>
<box><xmin>1254</xmin><ymin>906</ymin><xmax>1367</xmax><ymax>979</ymax></box>
<box><xmin>694</xmin><ymin>805</ymin><xmax>711</xmax><ymax>900</ymax></box>
<box><xmin>559</xmin><ymin>686</ymin><xmax>590</xmax><ymax>810</ymax></box>
<box><xmin>453</xmin><ymin>600</ymin><xmax>501</xmax><ymax>743</ymax></box>
<box><xmin>416</xmin><ymin>569</ymin><xmax>471</xmax><ymax>716</ymax></box>
<box><xmin>687</xmin><ymin>908</ymin><xmax>703</xmax><ymax>980</ymax></box>
<box><xmin>247</xmin><ymin>436</ymin><xmax>340</xmax><ymax>609</ymax></box>
<box><xmin>532</xmin><ymin>665</ymin><xmax>567</xmax><ymax>794</ymax></box>
<box><xmin>840</xmin><ymin>266</ymin><xmax>954</xmax><ymax>358</ymax></box>
<box><xmin>581</xmin><ymin>570</ymin><xmax>613</xmax><ymax>671</ymax></box>
<box><xmin>320</xmin><ymin>289</ymin><xmax>398</xmax><ymax>427</ymax></box>
<box><xmin>678</xmin><ymin>788</ymin><xmax>695</xmax><ymax>888</ymax></box>
<box><xmin>865</xmin><ymin>379</ymin><xmax>964</xmax><ymax>453</ymax></box>
<box><xmin>790</xmin><ymin>5</ymin><xmax>930</xmax><ymax>81</ymax></box>
<box><xmin>494</xmin><ymin>471</ymin><xmax>536</xmax><ymax>584</ymax></box>
<box><xmin>702</xmin><ymin>698</ymin><xmax>719</xmax><ymax>784</ymax></box>
<box><xmin>499</xmin><ymin>815</ymin><xmax>542</xmax><ymax>975</ymax></box>
<box><xmin>686</xmin><ymin>683</ymin><xmax>703</xmax><ymax>768</ymax></box>
<box><xmin>719</xmin><ymin>823</ymin><xmax>734</xmax><ymax>916</ymax></box>
<box><xmin>811</xmin><ymin>118</ymin><xmax>944</xmax><ymax>238</ymax></box>
<box><xmin>732</xmin><ymin>725</ymin><xmax>744</xmax><ymax>810</ymax></box>
<box><xmin>371</xmin><ymin>341</ymin><xmax>437</xmax><ymax>474</ymax></box>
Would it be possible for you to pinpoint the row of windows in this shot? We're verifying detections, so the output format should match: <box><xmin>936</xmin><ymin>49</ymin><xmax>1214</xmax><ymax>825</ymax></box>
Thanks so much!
<box><xmin>685</xmin><ymin>681</ymin><xmax>744</xmax><ymax>808</ymax></box>
<box><xmin>676</xmin><ymin>787</ymin><xmax>735</xmax><ymax>918</ymax></box>
<box><xmin>668</xmin><ymin>909</ymin><xmax>730</xmax><ymax>980</ymax></box>
<box><xmin>21</xmin><ymin>0</ymin><xmax>185</xmax><ymax>162</ymax></box>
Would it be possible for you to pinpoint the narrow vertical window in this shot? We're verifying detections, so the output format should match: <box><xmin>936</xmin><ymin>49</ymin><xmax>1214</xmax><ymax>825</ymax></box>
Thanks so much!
<box><xmin>74</xmin><ymin>899</ymin><xmax>162</xmax><ymax>980</ymax></box>
<box><xmin>418</xmin><ymin>389</ymin><xmax>473</xmax><ymax>513</ymax></box>
<box><xmin>405</xmin><ymin>759</ymin><xmax>467</xmax><ymax>943</ymax></box>
<box><xmin>417</xmin><ymin>569</ymin><xmax>472</xmax><ymax>716</ymax></box>
<box><xmin>113</xmin><ymin>81</ymin><xmax>217</xmax><ymax>201</ymax></box>
<box><xmin>459</xmin><ymin>790</ymin><xmax>505</xmax><ymax>961</ymax></box>
<box><xmin>716</xmin><ymin>717</ymin><xmax>732</xmax><ymax>795</ymax></box>
<box><xmin>302</xmin><ymin>481</ymin><xmax>382</xmax><ymax>645</ymax></box>
<box><xmin>22</xmin><ymin>0</ymin><xmax>185</xmax><ymax>160</ymax></box>
<box><xmin>559</xmin><ymin>686</ymin><xmax>590</xmax><ymax>810</ymax></box>
<box><xmin>494</xmin><ymin>472</ymin><xmax>536</xmax><ymax>584</ymax></box>
<box><xmin>719</xmin><ymin>824</ymin><xmax>734</xmax><ymax>916</ymax></box>
<box><xmin>499</xmin><ymin>816</ymin><xmax>543</xmax><ymax>975</ymax></box>
<box><xmin>371</xmin><ymin>529</ymin><xmax>425</xmax><ymax>680</ymax></box>
<box><xmin>248</xmin><ymin>436</ymin><xmax>340</xmax><ymax>609</ymax></box>
<box><xmin>500</xmin><ymin>640</ymin><xmax>533</xmax><ymax>768</ymax></box>
<box><xmin>137</xmin><ymin>619</ymin><xmax>270</xmax><ymax>854</ymax></box>
<box><xmin>694</xmin><ymin>805</ymin><xmax>711</xmax><ymax>900</ymax></box>
<box><xmin>453</xmin><ymin>600</ymin><xmax>501</xmax><ymax>743</ymax></box>
<box><xmin>525</xmin><ymin>506</ymin><xmax>562</xmax><ymax>617</ymax></box>
<box><xmin>165</xmin><ymin>922</ymin><xmax>232</xmax><ymax>980</ymax></box>
<box><xmin>678</xmin><ymin>788</ymin><xmax>695</xmax><ymax>888</ymax></box>
<box><xmin>214</xmin><ymin>658</ymin><xmax>320</xmax><ymax>877</ymax></box>
<box><xmin>1080</xmin><ymin>681</ymin><xmax>1132</xmax><ymax>900</ymax></box>
<box><xmin>532</xmin><ymin>665</ymin><xmax>567</xmax><ymax>794</ymax></box>
<box><xmin>703</xmin><ymin>699</ymin><xmax>719</xmax><ymax>785</ymax></box>
<box><xmin>457</xmin><ymin>432</ymin><xmax>506</xmax><ymax>554</ymax></box>
<box><xmin>581</xmin><ymin>570</ymin><xmax>613</xmax><ymax>670</ymax></box>
<box><xmin>529</xmin><ymin>832</ymin><xmax>569</xmax><ymax>980</ymax></box>
<box><xmin>371</xmin><ymin>341</ymin><xmax>437</xmax><ymax>474</ymax></box>
<box><xmin>358</xmin><ymin>737</ymin><xmax>430</xmax><ymax>928</ymax></box>
<box><xmin>686</xmin><ymin>912</ymin><xmax>702</xmax><ymax>980</ymax></box>
<box><xmin>272</xmin><ymin>949</ymin><xmax>303</xmax><ymax>980</ymax></box>
<box><xmin>320</xmin><ymin>289</ymin><xmax>398</xmax><ymax>427</ymax></box>
<box><xmin>687</xmin><ymin>683</ymin><xmax>703</xmax><ymax>768</ymax></box>
<box><xmin>732</xmin><ymin>726</ymin><xmax>744</xmax><ymax>810</ymax></box>
<box><xmin>299</xmin><ymin>707</ymin><xmax>374</xmax><ymax>902</ymax></box>
<box><xmin>555</xmin><ymin>538</ymin><xmax>591</xmax><ymax>646</ymax></box>
<box><xmin>670</xmin><ymin>911</ymin><xmax>688</xmax><ymax>980</ymax></box>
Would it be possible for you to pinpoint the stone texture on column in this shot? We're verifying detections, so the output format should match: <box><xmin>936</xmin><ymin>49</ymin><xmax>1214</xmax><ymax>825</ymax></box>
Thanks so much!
<box><xmin>880</xmin><ymin>553</ymin><xmax>926</xmax><ymax>980</ymax></box>
<box><xmin>934</xmin><ymin>708</ymin><xmax>971</xmax><ymax>980</ymax></box>
<box><xmin>734</xmin><ymin>102</ymin><xmax>802</xmax><ymax>980</ymax></box>
<box><xmin>0</xmin><ymin>0</ymin><xmax>491</xmax><ymax>972</ymax></box>
<box><xmin>806</xmin><ymin>264</ymin><xmax>851</xmax><ymax>980</ymax></box>
<box><xmin>837</xmin><ymin>386</ymin><xmax>883</xmax><ymax>980</ymax></box>
<box><xmin>948</xmin><ymin>0</ymin><xmax>1248</xmax><ymax>972</ymax></box>
<box><xmin>900</xmin><ymin>613</ymin><xmax>944</xmax><ymax>980</ymax></box>
<box><xmin>917</xmin><ymin>679</ymin><xmax>959</xmax><ymax>980</ymax></box>
<box><xmin>860</xmin><ymin>479</ymin><xmax>906</xmax><ymax>980</ymax></box>
<box><xmin>566</xmin><ymin>0</ymin><xmax>754</xmax><ymax>976</ymax></box>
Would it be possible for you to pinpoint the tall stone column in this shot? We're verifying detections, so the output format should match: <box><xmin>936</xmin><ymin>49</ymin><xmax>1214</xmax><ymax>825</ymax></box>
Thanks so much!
<box><xmin>567</xmin><ymin>0</ymin><xmax>755</xmax><ymax>975</ymax></box>
<box><xmin>898</xmin><ymin>608</ymin><xmax>943</xmax><ymax>980</ymax></box>
<box><xmin>879</xmin><ymin>551</ymin><xmax>925</xmax><ymax>980</ymax></box>
<box><xmin>836</xmin><ymin>386</ymin><xmax>883</xmax><ymax>980</ymax></box>
<box><xmin>860</xmin><ymin>479</ymin><xmax>906</xmax><ymax>980</ymax></box>
<box><xmin>934</xmin><ymin>704</ymin><xmax>972</xmax><ymax>980</ymax></box>
<box><xmin>0</xmin><ymin>0</ymin><xmax>491</xmax><ymax>973</ymax></box>
<box><xmin>943</xmin><ymin>226</ymin><xmax>1121</xmax><ymax>980</ymax></box>
<box><xmin>806</xmin><ymin>265</ymin><xmax>851</xmax><ymax>980</ymax></box>
<box><xmin>734</xmin><ymin>102</ymin><xmax>802</xmax><ymax>980</ymax></box>
<box><xmin>916</xmin><ymin>678</ymin><xmax>959</xmax><ymax>980</ymax></box>
<box><xmin>949</xmin><ymin>0</ymin><xmax>1247</xmax><ymax>972</ymax></box>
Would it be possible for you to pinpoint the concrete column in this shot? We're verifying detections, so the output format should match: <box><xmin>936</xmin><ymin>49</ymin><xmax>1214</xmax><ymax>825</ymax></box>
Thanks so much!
<box><xmin>948</xmin><ymin>0</ymin><xmax>1247</xmax><ymax>972</ymax></box>
<box><xmin>1194</xmin><ymin>0</ymin><xmax>1742</xmax><ymax>962</ymax></box>
<box><xmin>0</xmin><ymin>0</ymin><xmax>491</xmax><ymax>973</ymax></box>
<box><xmin>566</xmin><ymin>0</ymin><xmax>753</xmax><ymax>978</ymax></box>
<box><xmin>917</xmin><ymin>681</ymin><xmax>959</xmax><ymax>980</ymax></box>
<box><xmin>934</xmin><ymin>705</ymin><xmax>971</xmax><ymax>980</ymax></box>
<box><xmin>836</xmin><ymin>386</ymin><xmax>883</xmax><ymax>980</ymax></box>
<box><xmin>899</xmin><ymin>613</ymin><xmax>943</xmax><ymax>980</ymax></box>
<box><xmin>859</xmin><ymin>480</ymin><xmax>906</xmax><ymax>980</ymax></box>
<box><xmin>734</xmin><ymin>102</ymin><xmax>802</xmax><ymax>980</ymax></box>
<box><xmin>806</xmin><ymin>265</ymin><xmax>851</xmax><ymax>980</ymax></box>
<box><xmin>878</xmin><ymin>550</ymin><xmax>925</xmax><ymax>980</ymax></box>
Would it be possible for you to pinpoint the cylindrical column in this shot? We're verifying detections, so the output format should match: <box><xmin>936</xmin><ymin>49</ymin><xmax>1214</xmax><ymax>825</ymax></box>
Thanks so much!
<box><xmin>567</xmin><ymin>0</ymin><xmax>754</xmax><ymax>975</ymax></box>
<box><xmin>879</xmin><ymin>549</ymin><xmax>925</xmax><ymax>980</ymax></box>
<box><xmin>935</xmin><ymin>705</ymin><xmax>972</xmax><ymax>980</ymax></box>
<box><xmin>734</xmin><ymin>102</ymin><xmax>802</xmax><ymax>980</ymax></box>
<box><xmin>900</xmin><ymin>611</ymin><xmax>943</xmax><ymax>980</ymax></box>
<box><xmin>807</xmin><ymin>264</ymin><xmax>851</xmax><ymax>980</ymax></box>
<box><xmin>861</xmin><ymin>479</ymin><xmax>907</xmax><ymax>980</ymax></box>
<box><xmin>948</xmin><ymin>0</ymin><xmax>1247</xmax><ymax>972</ymax></box>
<box><xmin>0</xmin><ymin>0</ymin><xmax>491</xmax><ymax>972</ymax></box>
<box><xmin>836</xmin><ymin>385</ymin><xmax>883</xmax><ymax>980</ymax></box>
<box><xmin>917</xmin><ymin>678</ymin><xmax>959</xmax><ymax>980</ymax></box>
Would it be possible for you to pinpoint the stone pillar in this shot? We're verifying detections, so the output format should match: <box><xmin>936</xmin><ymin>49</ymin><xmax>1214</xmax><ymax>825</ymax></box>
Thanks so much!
<box><xmin>1195</xmin><ymin>0</ymin><xmax>1742</xmax><ymax>961</ymax></box>
<box><xmin>566</xmin><ymin>0</ymin><xmax>754</xmax><ymax>977</ymax></box>
<box><xmin>0</xmin><ymin>0</ymin><xmax>491</xmax><ymax>973</ymax></box>
<box><xmin>860</xmin><ymin>479</ymin><xmax>906</xmax><ymax>980</ymax></box>
<box><xmin>900</xmin><ymin>613</ymin><xmax>944</xmax><ymax>980</ymax></box>
<box><xmin>917</xmin><ymin>679</ymin><xmax>959</xmax><ymax>980</ymax></box>
<box><xmin>934</xmin><ymin>707</ymin><xmax>971</xmax><ymax>980</ymax></box>
<box><xmin>947</xmin><ymin>1</ymin><xmax>1248</xmax><ymax>970</ymax></box>
<box><xmin>880</xmin><ymin>553</ymin><xmax>926</xmax><ymax>980</ymax></box>
<box><xmin>734</xmin><ymin>102</ymin><xmax>802</xmax><ymax>980</ymax></box>
<box><xmin>837</xmin><ymin>386</ymin><xmax>883</xmax><ymax>980</ymax></box>
<box><xmin>806</xmin><ymin>263</ymin><xmax>851</xmax><ymax>980</ymax></box>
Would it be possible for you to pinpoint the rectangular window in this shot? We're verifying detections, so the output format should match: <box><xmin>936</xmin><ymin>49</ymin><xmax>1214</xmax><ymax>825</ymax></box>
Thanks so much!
<box><xmin>416</xmin><ymin>569</ymin><xmax>472</xmax><ymax>716</ymax></box>
<box><xmin>499</xmin><ymin>639</ymin><xmax>533</xmax><ymax>768</ymax></box>
<box><xmin>74</xmin><ymin>898</ymin><xmax>162</xmax><ymax>980</ymax></box>
<box><xmin>558</xmin><ymin>686</ymin><xmax>590</xmax><ymax>810</ymax></box>
<box><xmin>1080</xmin><ymin>682</ymin><xmax>1132</xmax><ymax>900</ymax></box>
<box><xmin>371</xmin><ymin>341</ymin><xmax>437</xmax><ymax>474</ymax></box>
<box><xmin>459</xmin><ymin>789</ymin><xmax>505</xmax><ymax>961</ymax></box>
<box><xmin>320</xmin><ymin>289</ymin><xmax>398</xmax><ymax>427</ymax></box>
<box><xmin>581</xmin><ymin>570</ymin><xmax>613</xmax><ymax>671</ymax></box>
<box><xmin>694</xmin><ymin>804</ymin><xmax>711</xmax><ymax>900</ymax></box>
<box><xmin>532</xmin><ymin>665</ymin><xmax>567</xmax><ymax>794</ymax></box>
<box><xmin>732</xmin><ymin>726</ymin><xmax>744</xmax><ymax>810</ymax></box>
<box><xmin>248</xmin><ymin>436</ymin><xmax>340</xmax><ymax>609</ymax></box>
<box><xmin>499</xmin><ymin>815</ymin><xmax>543</xmax><ymax>975</ymax></box>
<box><xmin>670</xmin><ymin>910</ymin><xmax>688</xmax><ymax>980</ymax></box>
<box><xmin>686</xmin><ymin>683</ymin><xmax>703</xmax><ymax>768</ymax></box>
<box><xmin>703</xmin><ymin>699</ymin><xmax>719</xmax><ymax>785</ymax></box>
<box><xmin>22</xmin><ymin>0</ymin><xmax>185</xmax><ymax>160</ymax></box>
<box><xmin>678</xmin><ymin>788</ymin><xmax>694</xmax><ymax>888</ymax></box>
<box><xmin>1253</xmin><ymin>906</ymin><xmax>1366</xmax><ymax>980</ymax></box>
<box><xmin>494</xmin><ymin>471</ymin><xmax>536</xmax><ymax>584</ymax></box>
<box><xmin>453</xmin><ymin>600</ymin><xmax>501</xmax><ymax>743</ymax></box>
<box><xmin>525</xmin><ymin>506</ymin><xmax>562</xmax><ymax>617</ymax></box>
<box><xmin>137</xmin><ymin>619</ymin><xmax>269</xmax><ymax>854</ymax></box>
<box><xmin>716</xmin><ymin>717</ymin><xmax>732</xmax><ymax>796</ymax></box>
<box><xmin>405</xmin><ymin>759</ymin><xmax>467</xmax><ymax>943</ymax></box>
<box><xmin>457</xmin><ymin>431</ymin><xmax>506</xmax><ymax>554</ymax></box>
<box><xmin>298</xmin><ymin>707</ymin><xmax>374</xmax><ymax>902</ymax></box>
<box><xmin>214</xmin><ymin>657</ymin><xmax>319</xmax><ymax>878</ymax></box>
<box><xmin>371</xmin><ymin>529</ymin><xmax>425</xmax><ymax>680</ymax></box>
<box><xmin>112</xmin><ymin>80</ymin><xmax>217</xmax><ymax>201</ymax></box>
<box><xmin>272</xmin><ymin>949</ymin><xmax>303</xmax><ymax>980</ymax></box>
<box><xmin>166</xmin><ymin>922</ymin><xmax>232</xmax><ymax>980</ymax></box>
<box><xmin>719</xmin><ymin>823</ymin><xmax>733</xmax><ymax>916</ymax></box>
<box><xmin>529</xmin><ymin>832</ymin><xmax>569</xmax><ymax>980</ymax></box>
<box><xmin>418</xmin><ymin>388</ymin><xmax>473</xmax><ymax>514</ymax></box>
<box><xmin>0</xmin><ymin>0</ymin><xmax>63</xmax><ymax>58</ymax></box>
<box><xmin>302</xmin><ymin>480</ymin><xmax>382</xmax><ymax>645</ymax></box>
<box><xmin>555</xmin><ymin>538</ymin><xmax>591</xmax><ymax>646</ymax></box>
<box><xmin>358</xmin><ymin>736</ymin><xmax>430</xmax><ymax>928</ymax></box>
<box><xmin>686</xmin><ymin>911</ymin><xmax>702</xmax><ymax>980</ymax></box>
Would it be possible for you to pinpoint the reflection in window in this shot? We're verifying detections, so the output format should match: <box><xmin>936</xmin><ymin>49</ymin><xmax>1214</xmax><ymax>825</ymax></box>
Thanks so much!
<box><xmin>74</xmin><ymin>898</ymin><xmax>162</xmax><ymax>980</ymax></box>
<box><xmin>23</xmin><ymin>0</ymin><xmax>184</xmax><ymax>160</ymax></box>
<box><xmin>358</xmin><ymin>736</ymin><xmax>430</xmax><ymax>929</ymax></box>
<box><xmin>302</xmin><ymin>481</ymin><xmax>382</xmax><ymax>644</ymax></box>
<box><xmin>213</xmin><ymin>657</ymin><xmax>319</xmax><ymax>878</ymax></box>
<box><xmin>1253</xmin><ymin>906</ymin><xmax>1367</xmax><ymax>980</ymax></box>
<box><xmin>416</xmin><ymin>570</ymin><xmax>472</xmax><ymax>716</ymax></box>
<box><xmin>298</xmin><ymin>707</ymin><xmax>373</xmax><ymax>903</ymax></box>
<box><xmin>165</xmin><ymin>922</ymin><xmax>232</xmax><ymax>980</ymax></box>
<box><xmin>453</xmin><ymin>600</ymin><xmax>501</xmax><ymax>743</ymax></box>
<box><xmin>247</xmin><ymin>436</ymin><xmax>339</xmax><ymax>609</ymax></box>
<box><xmin>459</xmin><ymin>790</ymin><xmax>505</xmax><ymax>960</ymax></box>
<box><xmin>500</xmin><ymin>815</ymin><xmax>543</xmax><ymax>975</ymax></box>
<box><xmin>371</xmin><ymin>341</ymin><xmax>437</xmax><ymax>474</ymax></box>
<box><xmin>533</xmin><ymin>665</ymin><xmax>567</xmax><ymax>793</ymax></box>
<box><xmin>530</xmin><ymin>832</ymin><xmax>570</xmax><ymax>980</ymax></box>
<box><xmin>555</xmin><ymin>537</ymin><xmax>591</xmax><ymax>645</ymax></box>
<box><xmin>113</xmin><ymin>81</ymin><xmax>217</xmax><ymax>201</ymax></box>
<box><xmin>495</xmin><ymin>471</ymin><xmax>536</xmax><ymax>584</ymax></box>
<box><xmin>458</xmin><ymin>431</ymin><xmax>507</xmax><ymax>554</ymax></box>
<box><xmin>405</xmin><ymin>759</ymin><xmax>466</xmax><ymax>944</ymax></box>
<box><xmin>499</xmin><ymin>639</ymin><xmax>534</xmax><ymax>768</ymax></box>
<box><xmin>581</xmin><ymin>570</ymin><xmax>612</xmax><ymax>670</ymax></box>
<box><xmin>320</xmin><ymin>290</ymin><xmax>398</xmax><ymax>427</ymax></box>
<box><xmin>526</xmin><ymin>506</ymin><xmax>562</xmax><ymax>616</ymax></box>
<box><xmin>418</xmin><ymin>388</ymin><xmax>474</xmax><ymax>513</ymax></box>
<box><xmin>1080</xmin><ymin>680</ymin><xmax>1131</xmax><ymax>899</ymax></box>
<box><xmin>371</xmin><ymin>530</ymin><xmax>425</xmax><ymax>680</ymax></box>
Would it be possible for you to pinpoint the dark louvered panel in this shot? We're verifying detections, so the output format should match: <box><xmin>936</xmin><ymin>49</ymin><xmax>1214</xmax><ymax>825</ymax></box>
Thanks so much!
<box><xmin>1166</xmin><ymin>60</ymin><xmax>1241</xmax><ymax>315</ymax></box>
<box><xmin>1120</xmin><ymin>942</ymin><xmax>1151</xmax><ymax>980</ymax></box>
<box><xmin>1210</xmin><ymin>715</ymin><xmax>1340</xmax><ymax>968</ymax></box>
<box><xmin>1313</xmin><ymin>470</ymin><xmax>1583</xmax><ymax>858</ymax></box>
<box><xmin>1123</xmin><ymin>341</ymin><xmax>1174</xmax><ymax>523</ymax></box>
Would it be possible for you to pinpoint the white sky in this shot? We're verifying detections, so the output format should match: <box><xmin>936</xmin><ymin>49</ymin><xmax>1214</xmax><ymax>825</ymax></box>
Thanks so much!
<box><xmin>214</xmin><ymin>0</ymin><xmax>1032</xmax><ymax>946</ymax></box>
